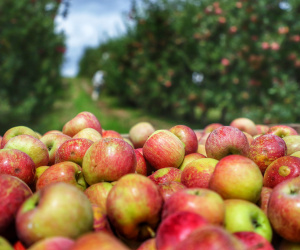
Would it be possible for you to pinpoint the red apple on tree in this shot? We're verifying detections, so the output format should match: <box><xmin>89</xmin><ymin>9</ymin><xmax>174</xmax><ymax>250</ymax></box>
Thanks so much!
<box><xmin>230</xmin><ymin>117</ymin><xmax>258</xmax><ymax>136</ymax></box>
<box><xmin>129</xmin><ymin>122</ymin><xmax>156</xmax><ymax>149</ymax></box>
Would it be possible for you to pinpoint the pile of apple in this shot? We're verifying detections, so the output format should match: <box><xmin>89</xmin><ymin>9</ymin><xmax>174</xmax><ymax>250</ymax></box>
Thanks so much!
<box><xmin>1</xmin><ymin>112</ymin><xmax>300</xmax><ymax>249</ymax></box>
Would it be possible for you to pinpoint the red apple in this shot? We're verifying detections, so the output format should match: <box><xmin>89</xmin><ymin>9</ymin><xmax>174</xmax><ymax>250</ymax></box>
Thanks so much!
<box><xmin>203</xmin><ymin>123</ymin><xmax>223</xmax><ymax>133</ymax></box>
<box><xmin>179</xmin><ymin>152</ymin><xmax>206</xmax><ymax>171</ymax></box>
<box><xmin>134</xmin><ymin>149</ymin><xmax>148</xmax><ymax>176</ymax></box>
<box><xmin>198</xmin><ymin>132</ymin><xmax>210</xmax><ymax>145</ymax></box>
<box><xmin>283</xmin><ymin>135</ymin><xmax>300</xmax><ymax>155</ymax></box>
<box><xmin>136</xmin><ymin>238</ymin><xmax>156</xmax><ymax>250</ymax></box>
<box><xmin>43</xmin><ymin>130</ymin><xmax>63</xmax><ymax>136</ymax></box>
<box><xmin>73</xmin><ymin>128</ymin><xmax>102</xmax><ymax>142</ymax></box>
<box><xmin>158</xmin><ymin>181</ymin><xmax>186</xmax><ymax>201</ymax></box>
<box><xmin>82</xmin><ymin>138</ymin><xmax>136</xmax><ymax>184</ymax></box>
<box><xmin>230</xmin><ymin>117</ymin><xmax>258</xmax><ymax>136</ymax></box>
<box><xmin>205</xmin><ymin>126</ymin><xmax>250</xmax><ymax>160</ymax></box>
<box><xmin>102</xmin><ymin>130</ymin><xmax>123</xmax><ymax>139</ymax></box>
<box><xmin>258</xmin><ymin>187</ymin><xmax>273</xmax><ymax>216</ymax></box>
<box><xmin>148</xmin><ymin>167</ymin><xmax>182</xmax><ymax>185</ymax></box>
<box><xmin>267</xmin><ymin>125</ymin><xmax>298</xmax><ymax>138</ymax></box>
<box><xmin>91</xmin><ymin>204</ymin><xmax>113</xmax><ymax>234</ymax></box>
<box><xmin>233</xmin><ymin>231</ymin><xmax>274</xmax><ymax>250</ymax></box>
<box><xmin>256</xmin><ymin>125</ymin><xmax>270</xmax><ymax>135</ymax></box>
<box><xmin>26</xmin><ymin>237</ymin><xmax>74</xmax><ymax>250</ymax></box>
<box><xmin>129</xmin><ymin>122</ymin><xmax>156</xmax><ymax>149</ymax></box>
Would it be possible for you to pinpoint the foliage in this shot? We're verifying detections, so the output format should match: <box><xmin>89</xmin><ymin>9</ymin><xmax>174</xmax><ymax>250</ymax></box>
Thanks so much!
<box><xmin>78</xmin><ymin>0</ymin><xmax>300</xmax><ymax>126</ymax></box>
<box><xmin>0</xmin><ymin>0</ymin><xmax>67</xmax><ymax>134</ymax></box>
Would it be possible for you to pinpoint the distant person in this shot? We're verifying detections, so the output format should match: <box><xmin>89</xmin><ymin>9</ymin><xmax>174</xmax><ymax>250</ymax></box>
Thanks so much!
<box><xmin>91</xmin><ymin>70</ymin><xmax>104</xmax><ymax>101</ymax></box>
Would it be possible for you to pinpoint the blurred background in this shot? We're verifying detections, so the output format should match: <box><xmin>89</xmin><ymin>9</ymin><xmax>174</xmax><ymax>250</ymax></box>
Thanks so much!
<box><xmin>1</xmin><ymin>0</ymin><xmax>300</xmax><ymax>135</ymax></box>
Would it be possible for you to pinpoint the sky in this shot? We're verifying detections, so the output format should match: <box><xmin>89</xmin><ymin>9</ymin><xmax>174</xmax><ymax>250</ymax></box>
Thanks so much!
<box><xmin>55</xmin><ymin>0</ymin><xmax>136</xmax><ymax>77</ymax></box>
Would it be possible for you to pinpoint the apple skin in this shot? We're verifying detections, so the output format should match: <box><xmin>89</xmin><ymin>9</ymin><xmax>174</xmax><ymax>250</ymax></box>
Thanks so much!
<box><xmin>197</xmin><ymin>144</ymin><xmax>207</xmax><ymax>156</ymax></box>
<box><xmin>162</xmin><ymin>188</ymin><xmax>225</xmax><ymax>225</ymax></box>
<box><xmin>102</xmin><ymin>130</ymin><xmax>123</xmax><ymax>139</ymax></box>
<box><xmin>16</xmin><ymin>182</ymin><xmax>94</xmax><ymax>247</ymax></box>
<box><xmin>209</xmin><ymin>155</ymin><xmax>263</xmax><ymax>203</ymax></box>
<box><xmin>230</xmin><ymin>117</ymin><xmax>258</xmax><ymax>136</ymax></box>
<box><xmin>4</xmin><ymin>134</ymin><xmax>49</xmax><ymax>168</ymax></box>
<box><xmin>256</xmin><ymin>125</ymin><xmax>270</xmax><ymax>135</ymax></box>
<box><xmin>267</xmin><ymin>176</ymin><xmax>300</xmax><ymax>242</ymax></box>
<box><xmin>157</xmin><ymin>181</ymin><xmax>186</xmax><ymax>201</ymax></box>
<box><xmin>267</xmin><ymin>125</ymin><xmax>298</xmax><ymax>138</ymax></box>
<box><xmin>148</xmin><ymin>167</ymin><xmax>182</xmax><ymax>185</ymax></box>
<box><xmin>36</xmin><ymin>161</ymin><xmax>87</xmax><ymax>191</ymax></box>
<box><xmin>0</xmin><ymin>174</ymin><xmax>32</xmax><ymax>237</ymax></box>
<box><xmin>82</xmin><ymin>138</ymin><xmax>136</xmax><ymax>184</ymax></box>
<box><xmin>233</xmin><ymin>231</ymin><xmax>274</xmax><ymax>250</ymax></box>
<box><xmin>203</xmin><ymin>123</ymin><xmax>223</xmax><ymax>133</ymax></box>
<box><xmin>70</xmin><ymin>231</ymin><xmax>130</xmax><ymax>250</ymax></box>
<box><xmin>248</xmin><ymin>134</ymin><xmax>287</xmax><ymax>174</ymax></box>
<box><xmin>169</xmin><ymin>125</ymin><xmax>198</xmax><ymax>155</ymax></box>
<box><xmin>0</xmin><ymin>237</ymin><xmax>13</xmax><ymax>250</ymax></box>
<box><xmin>198</xmin><ymin>132</ymin><xmax>210</xmax><ymax>146</ymax></box>
<box><xmin>224</xmin><ymin>199</ymin><xmax>273</xmax><ymax>242</ymax></box>
<box><xmin>243</xmin><ymin>132</ymin><xmax>254</xmax><ymax>145</ymax></box>
<box><xmin>283</xmin><ymin>135</ymin><xmax>300</xmax><ymax>155</ymax></box>
<box><xmin>91</xmin><ymin>204</ymin><xmax>113</xmax><ymax>234</ymax></box>
<box><xmin>181</xmin><ymin>158</ymin><xmax>218</xmax><ymax>188</ymax></box>
<box><xmin>143</xmin><ymin>130</ymin><xmax>185</xmax><ymax>170</ymax></box>
<box><xmin>84</xmin><ymin>182</ymin><xmax>113</xmax><ymax>213</ymax></box>
<box><xmin>40</xmin><ymin>133</ymin><xmax>71</xmax><ymax>165</ymax></box>
<box><xmin>129</xmin><ymin>122</ymin><xmax>156</xmax><ymax>149</ymax></box>
<box><xmin>43</xmin><ymin>130</ymin><xmax>63</xmax><ymax>136</ymax></box>
<box><xmin>62</xmin><ymin>111</ymin><xmax>102</xmax><ymax>137</ymax></box>
<box><xmin>0</xmin><ymin>148</ymin><xmax>36</xmax><ymax>185</ymax></box>
<box><xmin>1</xmin><ymin>126</ymin><xmax>40</xmax><ymax>149</ymax></box>
<box><xmin>73</xmin><ymin>128</ymin><xmax>102</xmax><ymax>142</ymax></box>
<box><xmin>134</xmin><ymin>149</ymin><xmax>148</xmax><ymax>176</ymax></box>
<box><xmin>27</xmin><ymin>237</ymin><xmax>75</xmax><ymax>250</ymax></box>
<box><xmin>263</xmin><ymin>156</ymin><xmax>300</xmax><ymax>188</ymax></box>
<box><xmin>156</xmin><ymin>211</ymin><xmax>209</xmax><ymax>250</ymax></box>
<box><xmin>292</xmin><ymin>151</ymin><xmax>300</xmax><ymax>158</ymax></box>
<box><xmin>106</xmin><ymin>173</ymin><xmax>163</xmax><ymax>241</ymax></box>
<box><xmin>55</xmin><ymin>138</ymin><xmax>93</xmax><ymax>166</ymax></box>
<box><xmin>136</xmin><ymin>238</ymin><xmax>156</xmax><ymax>250</ymax></box>
<box><xmin>258</xmin><ymin>187</ymin><xmax>273</xmax><ymax>216</ymax></box>
<box><xmin>205</xmin><ymin>126</ymin><xmax>250</xmax><ymax>160</ymax></box>
<box><xmin>179</xmin><ymin>152</ymin><xmax>206</xmax><ymax>171</ymax></box>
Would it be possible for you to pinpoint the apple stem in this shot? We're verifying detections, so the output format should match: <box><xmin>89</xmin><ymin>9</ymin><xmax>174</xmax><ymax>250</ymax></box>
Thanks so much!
<box><xmin>146</xmin><ymin>226</ymin><xmax>156</xmax><ymax>238</ymax></box>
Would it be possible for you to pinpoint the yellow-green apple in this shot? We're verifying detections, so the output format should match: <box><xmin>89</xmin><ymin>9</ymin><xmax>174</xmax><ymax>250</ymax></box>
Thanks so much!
<box><xmin>0</xmin><ymin>149</ymin><xmax>36</xmax><ymax>186</ymax></box>
<box><xmin>267</xmin><ymin>125</ymin><xmax>298</xmax><ymax>138</ymax></box>
<box><xmin>205</xmin><ymin>126</ymin><xmax>250</xmax><ymax>160</ymax></box>
<box><xmin>16</xmin><ymin>182</ymin><xmax>94</xmax><ymax>247</ymax></box>
<box><xmin>230</xmin><ymin>117</ymin><xmax>258</xmax><ymax>136</ymax></box>
<box><xmin>263</xmin><ymin>156</ymin><xmax>300</xmax><ymax>188</ymax></box>
<box><xmin>33</xmin><ymin>166</ymin><xmax>49</xmax><ymax>189</ymax></box>
<box><xmin>102</xmin><ymin>130</ymin><xmax>123</xmax><ymax>139</ymax></box>
<box><xmin>91</xmin><ymin>204</ymin><xmax>112</xmax><ymax>234</ymax></box>
<box><xmin>106</xmin><ymin>173</ymin><xmax>163</xmax><ymax>241</ymax></box>
<box><xmin>169</xmin><ymin>125</ymin><xmax>198</xmax><ymax>155</ymax></box>
<box><xmin>1</xmin><ymin>126</ymin><xmax>40</xmax><ymax>149</ymax></box>
<box><xmin>157</xmin><ymin>181</ymin><xmax>186</xmax><ymax>201</ymax></box>
<box><xmin>248</xmin><ymin>134</ymin><xmax>287</xmax><ymax>174</ymax></box>
<box><xmin>62</xmin><ymin>111</ymin><xmax>102</xmax><ymax>137</ymax></box>
<box><xmin>136</xmin><ymin>238</ymin><xmax>156</xmax><ymax>250</ymax></box>
<box><xmin>84</xmin><ymin>182</ymin><xmax>113</xmax><ymax>213</ymax></box>
<box><xmin>283</xmin><ymin>135</ymin><xmax>300</xmax><ymax>155</ymax></box>
<box><xmin>148</xmin><ymin>167</ymin><xmax>182</xmax><ymax>185</ymax></box>
<box><xmin>256</xmin><ymin>124</ymin><xmax>270</xmax><ymax>135</ymax></box>
<box><xmin>40</xmin><ymin>133</ymin><xmax>71</xmax><ymax>165</ymax></box>
<box><xmin>174</xmin><ymin>225</ymin><xmax>244</xmax><ymax>250</ymax></box>
<box><xmin>209</xmin><ymin>155</ymin><xmax>263</xmax><ymax>203</ymax></box>
<box><xmin>233</xmin><ymin>231</ymin><xmax>274</xmax><ymax>250</ymax></box>
<box><xmin>181</xmin><ymin>158</ymin><xmax>218</xmax><ymax>188</ymax></box>
<box><xmin>197</xmin><ymin>144</ymin><xmax>207</xmax><ymax>156</ymax></box>
<box><xmin>27</xmin><ymin>237</ymin><xmax>74</xmax><ymax>250</ymax></box>
<box><xmin>55</xmin><ymin>138</ymin><xmax>93</xmax><ymax>166</ymax></box>
<box><xmin>203</xmin><ymin>123</ymin><xmax>223</xmax><ymax>133</ymax></box>
<box><xmin>36</xmin><ymin>161</ymin><xmax>87</xmax><ymax>191</ymax></box>
<box><xmin>129</xmin><ymin>122</ymin><xmax>156</xmax><ymax>149</ymax></box>
<box><xmin>73</xmin><ymin>128</ymin><xmax>102</xmax><ymax>142</ymax></box>
<box><xmin>179</xmin><ymin>152</ymin><xmax>206</xmax><ymax>171</ymax></box>
<box><xmin>162</xmin><ymin>188</ymin><xmax>225</xmax><ymax>225</ymax></box>
<box><xmin>267</xmin><ymin>176</ymin><xmax>300</xmax><ymax>242</ymax></box>
<box><xmin>0</xmin><ymin>237</ymin><xmax>13</xmax><ymax>250</ymax></box>
<box><xmin>292</xmin><ymin>151</ymin><xmax>300</xmax><ymax>158</ymax></box>
<box><xmin>134</xmin><ymin>149</ymin><xmax>148</xmax><ymax>176</ymax></box>
<box><xmin>156</xmin><ymin>211</ymin><xmax>209</xmax><ymax>250</ymax></box>
<box><xmin>224</xmin><ymin>199</ymin><xmax>272</xmax><ymax>242</ymax></box>
<box><xmin>143</xmin><ymin>130</ymin><xmax>185</xmax><ymax>170</ymax></box>
<box><xmin>258</xmin><ymin>187</ymin><xmax>273</xmax><ymax>216</ymax></box>
<box><xmin>82</xmin><ymin>138</ymin><xmax>136</xmax><ymax>184</ymax></box>
<box><xmin>0</xmin><ymin>175</ymin><xmax>32</xmax><ymax>240</ymax></box>
<box><xmin>70</xmin><ymin>231</ymin><xmax>130</xmax><ymax>250</ymax></box>
<box><xmin>4</xmin><ymin>135</ymin><xmax>49</xmax><ymax>168</ymax></box>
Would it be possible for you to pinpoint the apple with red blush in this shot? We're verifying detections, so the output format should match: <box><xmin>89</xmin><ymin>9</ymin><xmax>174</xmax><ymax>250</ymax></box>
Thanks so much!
<box><xmin>73</xmin><ymin>128</ymin><xmax>102</xmax><ymax>142</ymax></box>
<box><xmin>258</xmin><ymin>187</ymin><xmax>273</xmax><ymax>216</ymax></box>
<box><xmin>26</xmin><ymin>237</ymin><xmax>75</xmax><ymax>250</ymax></box>
<box><xmin>102</xmin><ymin>130</ymin><xmax>123</xmax><ymax>139</ymax></box>
<box><xmin>91</xmin><ymin>204</ymin><xmax>113</xmax><ymax>234</ymax></box>
<box><xmin>148</xmin><ymin>167</ymin><xmax>182</xmax><ymax>185</ymax></box>
<box><xmin>179</xmin><ymin>152</ymin><xmax>206</xmax><ymax>171</ymax></box>
<box><xmin>233</xmin><ymin>231</ymin><xmax>274</xmax><ymax>250</ymax></box>
<box><xmin>158</xmin><ymin>181</ymin><xmax>186</xmax><ymax>201</ymax></box>
<box><xmin>267</xmin><ymin>125</ymin><xmax>298</xmax><ymax>138</ymax></box>
<box><xmin>203</xmin><ymin>123</ymin><xmax>223</xmax><ymax>133</ymax></box>
<box><xmin>230</xmin><ymin>117</ymin><xmax>258</xmax><ymax>136</ymax></box>
<box><xmin>129</xmin><ymin>122</ymin><xmax>156</xmax><ymax>149</ymax></box>
<box><xmin>256</xmin><ymin>125</ymin><xmax>270</xmax><ymax>135</ymax></box>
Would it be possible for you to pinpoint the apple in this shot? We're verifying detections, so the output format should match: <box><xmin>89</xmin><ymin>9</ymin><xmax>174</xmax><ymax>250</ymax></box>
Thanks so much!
<box><xmin>205</xmin><ymin>126</ymin><xmax>250</xmax><ymax>160</ymax></box>
<box><xmin>0</xmin><ymin>237</ymin><xmax>13</xmax><ymax>250</ymax></box>
<box><xmin>243</xmin><ymin>131</ymin><xmax>254</xmax><ymax>145</ymax></box>
<box><xmin>84</xmin><ymin>182</ymin><xmax>113</xmax><ymax>213</ymax></box>
<box><xmin>4</xmin><ymin>134</ymin><xmax>49</xmax><ymax>168</ymax></box>
<box><xmin>106</xmin><ymin>173</ymin><xmax>163</xmax><ymax>241</ymax></box>
<box><xmin>233</xmin><ymin>231</ymin><xmax>274</xmax><ymax>250</ymax></box>
<box><xmin>256</xmin><ymin>125</ymin><xmax>270</xmax><ymax>135</ymax></box>
<box><xmin>181</xmin><ymin>158</ymin><xmax>218</xmax><ymax>188</ymax></box>
<box><xmin>102</xmin><ymin>130</ymin><xmax>123</xmax><ymax>139</ymax></box>
<box><xmin>156</xmin><ymin>211</ymin><xmax>209</xmax><ymax>250</ymax></box>
<box><xmin>203</xmin><ymin>123</ymin><xmax>223</xmax><ymax>133</ymax></box>
<box><xmin>62</xmin><ymin>111</ymin><xmax>102</xmax><ymax>137</ymax></box>
<box><xmin>55</xmin><ymin>138</ymin><xmax>93</xmax><ymax>166</ymax></box>
<box><xmin>143</xmin><ymin>130</ymin><xmax>185</xmax><ymax>170</ymax></box>
<box><xmin>224</xmin><ymin>199</ymin><xmax>273</xmax><ymax>242</ymax></box>
<box><xmin>40</xmin><ymin>133</ymin><xmax>71</xmax><ymax>165</ymax></box>
<box><xmin>267</xmin><ymin>125</ymin><xmax>298</xmax><ymax>138</ymax></box>
<box><xmin>162</xmin><ymin>188</ymin><xmax>225</xmax><ymax>225</ymax></box>
<box><xmin>26</xmin><ymin>237</ymin><xmax>74</xmax><ymax>250</ymax></box>
<box><xmin>258</xmin><ymin>187</ymin><xmax>273</xmax><ymax>216</ymax></box>
<box><xmin>33</xmin><ymin>166</ymin><xmax>49</xmax><ymax>188</ymax></box>
<box><xmin>194</xmin><ymin>130</ymin><xmax>203</xmax><ymax>140</ymax></box>
<box><xmin>123</xmin><ymin>138</ymin><xmax>134</xmax><ymax>148</ymax></box>
<box><xmin>91</xmin><ymin>204</ymin><xmax>113</xmax><ymax>234</ymax></box>
<box><xmin>263</xmin><ymin>156</ymin><xmax>300</xmax><ymax>188</ymax></box>
<box><xmin>82</xmin><ymin>138</ymin><xmax>136</xmax><ymax>184</ymax></box>
<box><xmin>283</xmin><ymin>135</ymin><xmax>300</xmax><ymax>155</ymax></box>
<box><xmin>148</xmin><ymin>167</ymin><xmax>182</xmax><ymax>185</ymax></box>
<box><xmin>0</xmin><ymin>148</ymin><xmax>36</xmax><ymax>185</ymax></box>
<box><xmin>16</xmin><ymin>182</ymin><xmax>94</xmax><ymax>247</ymax></box>
<box><xmin>73</xmin><ymin>128</ymin><xmax>102</xmax><ymax>142</ymax></box>
<box><xmin>292</xmin><ymin>151</ymin><xmax>300</xmax><ymax>158</ymax></box>
<box><xmin>1</xmin><ymin>126</ymin><xmax>40</xmax><ymax>149</ymax></box>
<box><xmin>70</xmin><ymin>231</ymin><xmax>130</xmax><ymax>250</ymax></box>
<box><xmin>136</xmin><ymin>238</ymin><xmax>156</xmax><ymax>250</ymax></box>
<box><xmin>209</xmin><ymin>155</ymin><xmax>263</xmax><ymax>203</ymax></box>
<box><xmin>230</xmin><ymin>117</ymin><xmax>258</xmax><ymax>136</ymax></box>
<box><xmin>0</xmin><ymin>174</ymin><xmax>32</xmax><ymax>239</ymax></box>
<box><xmin>248</xmin><ymin>134</ymin><xmax>287</xmax><ymax>174</ymax></box>
<box><xmin>129</xmin><ymin>122</ymin><xmax>156</xmax><ymax>149</ymax></box>
<box><xmin>36</xmin><ymin>161</ymin><xmax>87</xmax><ymax>191</ymax></box>
<box><xmin>197</xmin><ymin>144</ymin><xmax>207</xmax><ymax>156</ymax></box>
<box><xmin>134</xmin><ymin>149</ymin><xmax>149</xmax><ymax>176</ymax></box>
<box><xmin>169</xmin><ymin>125</ymin><xmax>198</xmax><ymax>155</ymax></box>
<box><xmin>43</xmin><ymin>130</ymin><xmax>63</xmax><ymax>136</ymax></box>
<box><xmin>179</xmin><ymin>152</ymin><xmax>206</xmax><ymax>171</ymax></box>
<box><xmin>157</xmin><ymin>181</ymin><xmax>186</xmax><ymax>201</ymax></box>
<box><xmin>267</xmin><ymin>176</ymin><xmax>300</xmax><ymax>242</ymax></box>
<box><xmin>198</xmin><ymin>132</ymin><xmax>210</xmax><ymax>146</ymax></box>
